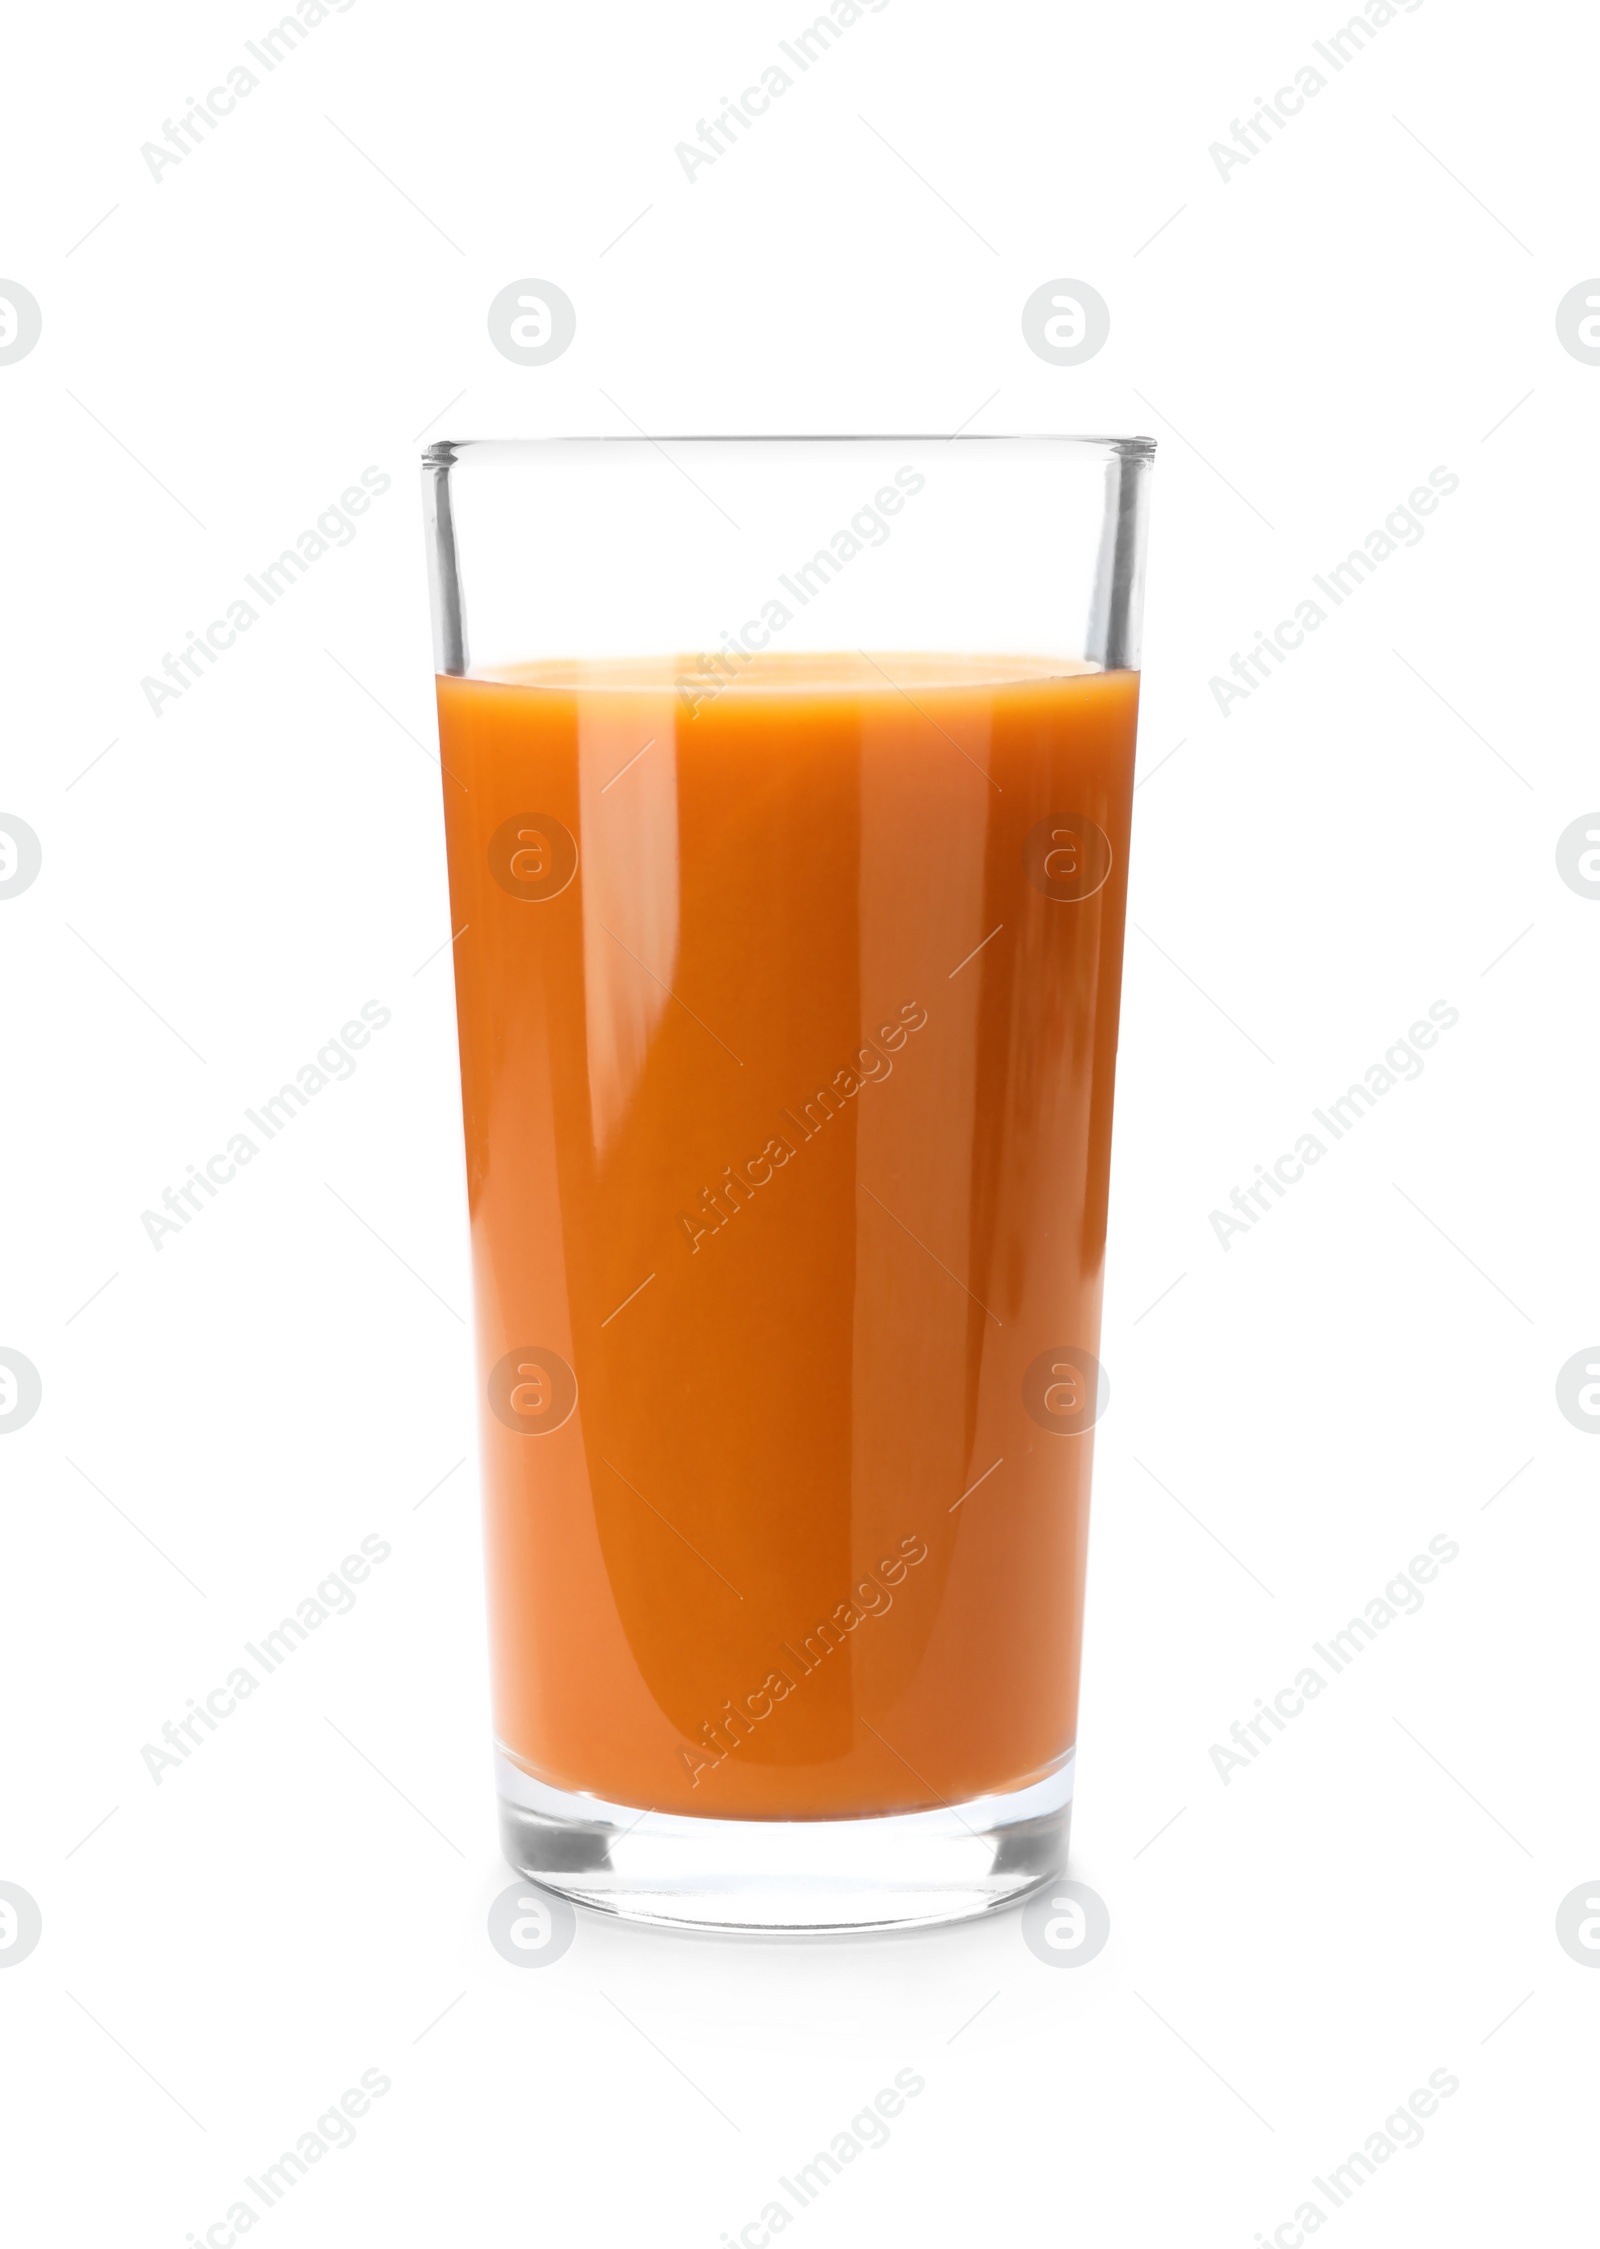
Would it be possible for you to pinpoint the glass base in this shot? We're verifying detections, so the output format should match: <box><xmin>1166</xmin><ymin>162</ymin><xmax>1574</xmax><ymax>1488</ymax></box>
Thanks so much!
<box><xmin>495</xmin><ymin>1749</ymin><xmax>1073</xmax><ymax>1933</ymax></box>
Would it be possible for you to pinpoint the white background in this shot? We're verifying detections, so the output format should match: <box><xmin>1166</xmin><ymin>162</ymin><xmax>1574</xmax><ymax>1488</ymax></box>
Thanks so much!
<box><xmin>3</xmin><ymin>1</ymin><xmax>1597</xmax><ymax>2241</ymax></box>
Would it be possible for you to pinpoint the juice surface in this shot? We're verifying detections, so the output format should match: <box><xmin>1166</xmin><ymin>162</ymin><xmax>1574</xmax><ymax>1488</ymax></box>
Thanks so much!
<box><xmin>437</xmin><ymin>652</ymin><xmax>1139</xmax><ymax>1818</ymax></box>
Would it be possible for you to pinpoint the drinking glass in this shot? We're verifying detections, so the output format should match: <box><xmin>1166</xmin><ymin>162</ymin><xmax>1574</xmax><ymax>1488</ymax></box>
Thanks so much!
<box><xmin>422</xmin><ymin>433</ymin><xmax>1154</xmax><ymax>1930</ymax></box>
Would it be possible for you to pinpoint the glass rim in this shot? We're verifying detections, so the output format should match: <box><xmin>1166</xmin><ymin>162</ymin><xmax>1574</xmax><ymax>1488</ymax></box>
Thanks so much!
<box><xmin>422</xmin><ymin>433</ymin><xmax>1157</xmax><ymax>467</ymax></box>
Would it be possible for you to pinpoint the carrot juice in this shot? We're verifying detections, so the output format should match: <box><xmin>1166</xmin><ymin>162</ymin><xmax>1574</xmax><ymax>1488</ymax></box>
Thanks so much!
<box><xmin>437</xmin><ymin>651</ymin><xmax>1137</xmax><ymax>1823</ymax></box>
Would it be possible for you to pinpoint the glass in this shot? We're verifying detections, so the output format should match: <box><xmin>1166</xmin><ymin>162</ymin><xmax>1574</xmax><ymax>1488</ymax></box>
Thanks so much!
<box><xmin>422</xmin><ymin>434</ymin><xmax>1155</xmax><ymax>1931</ymax></box>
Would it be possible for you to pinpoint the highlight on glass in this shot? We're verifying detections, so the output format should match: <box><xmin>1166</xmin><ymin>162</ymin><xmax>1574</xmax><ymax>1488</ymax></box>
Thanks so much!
<box><xmin>422</xmin><ymin>433</ymin><xmax>1154</xmax><ymax>1930</ymax></box>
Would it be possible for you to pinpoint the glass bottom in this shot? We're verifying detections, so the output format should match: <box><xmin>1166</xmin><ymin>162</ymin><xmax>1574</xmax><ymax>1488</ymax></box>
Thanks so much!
<box><xmin>495</xmin><ymin>1748</ymin><xmax>1074</xmax><ymax>1933</ymax></box>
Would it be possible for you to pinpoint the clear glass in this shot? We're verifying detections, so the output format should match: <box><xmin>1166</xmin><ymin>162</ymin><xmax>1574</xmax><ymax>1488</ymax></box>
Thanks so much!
<box><xmin>422</xmin><ymin>434</ymin><xmax>1155</xmax><ymax>1931</ymax></box>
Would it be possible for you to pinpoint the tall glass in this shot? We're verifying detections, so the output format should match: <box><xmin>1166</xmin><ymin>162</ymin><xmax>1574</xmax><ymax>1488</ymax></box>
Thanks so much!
<box><xmin>422</xmin><ymin>435</ymin><xmax>1154</xmax><ymax>1930</ymax></box>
